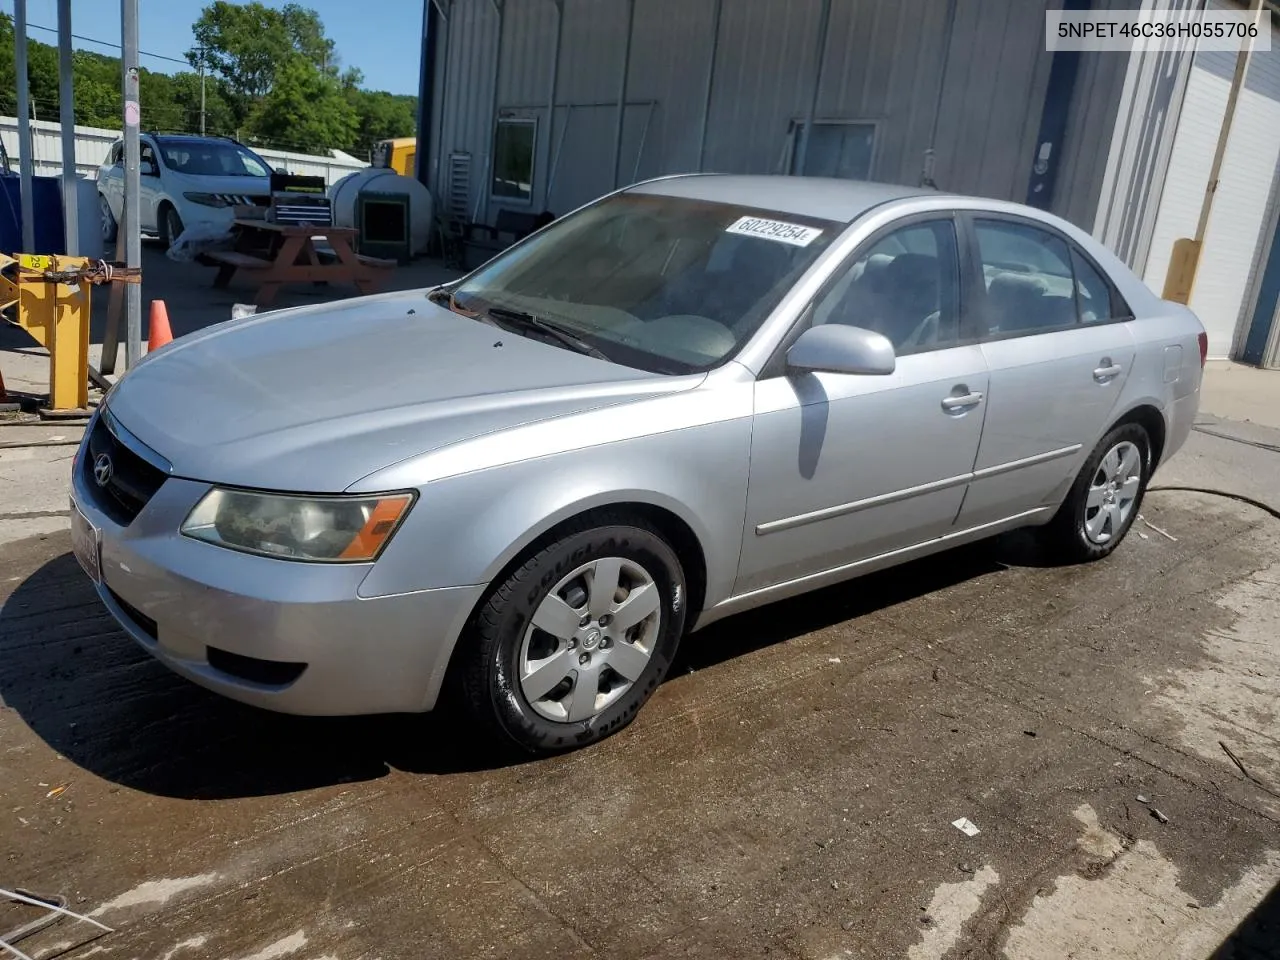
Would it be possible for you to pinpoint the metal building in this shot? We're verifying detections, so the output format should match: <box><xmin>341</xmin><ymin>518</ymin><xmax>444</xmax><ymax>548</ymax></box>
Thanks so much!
<box><xmin>413</xmin><ymin>0</ymin><xmax>1280</xmax><ymax>365</ymax></box>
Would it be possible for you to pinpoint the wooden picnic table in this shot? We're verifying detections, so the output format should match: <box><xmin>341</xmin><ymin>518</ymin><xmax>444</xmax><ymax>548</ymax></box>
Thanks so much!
<box><xmin>202</xmin><ymin>219</ymin><xmax>395</xmax><ymax>308</ymax></box>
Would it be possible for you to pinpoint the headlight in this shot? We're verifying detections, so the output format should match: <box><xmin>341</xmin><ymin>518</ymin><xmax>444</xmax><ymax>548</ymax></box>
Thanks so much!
<box><xmin>181</xmin><ymin>488</ymin><xmax>414</xmax><ymax>562</ymax></box>
<box><xmin>183</xmin><ymin>192</ymin><xmax>229</xmax><ymax>207</ymax></box>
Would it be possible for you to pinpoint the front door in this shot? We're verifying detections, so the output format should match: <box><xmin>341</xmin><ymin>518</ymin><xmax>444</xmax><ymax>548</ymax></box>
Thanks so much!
<box><xmin>736</xmin><ymin>216</ymin><xmax>988</xmax><ymax>595</ymax></box>
<box><xmin>957</xmin><ymin>215</ymin><xmax>1136</xmax><ymax>528</ymax></box>
<box><xmin>138</xmin><ymin>140</ymin><xmax>164</xmax><ymax>233</ymax></box>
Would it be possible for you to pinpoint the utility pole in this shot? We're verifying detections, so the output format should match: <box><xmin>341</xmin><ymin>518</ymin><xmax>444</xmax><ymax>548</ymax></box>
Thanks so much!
<box><xmin>199</xmin><ymin>46</ymin><xmax>207</xmax><ymax>136</ymax></box>
<box><xmin>58</xmin><ymin>0</ymin><xmax>78</xmax><ymax>255</ymax></box>
<box><xmin>1163</xmin><ymin>0</ymin><xmax>1266</xmax><ymax>304</ymax></box>
<box><xmin>14</xmin><ymin>0</ymin><xmax>35</xmax><ymax>252</ymax></box>
<box><xmin>122</xmin><ymin>0</ymin><xmax>142</xmax><ymax>368</ymax></box>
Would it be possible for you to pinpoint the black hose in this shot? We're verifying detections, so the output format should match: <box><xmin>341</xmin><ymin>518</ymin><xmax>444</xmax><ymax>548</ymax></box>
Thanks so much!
<box><xmin>1147</xmin><ymin>486</ymin><xmax>1280</xmax><ymax>522</ymax></box>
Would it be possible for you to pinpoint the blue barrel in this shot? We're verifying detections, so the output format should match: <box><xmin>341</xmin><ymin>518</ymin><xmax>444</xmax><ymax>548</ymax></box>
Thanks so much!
<box><xmin>0</xmin><ymin>175</ymin><xmax>67</xmax><ymax>254</ymax></box>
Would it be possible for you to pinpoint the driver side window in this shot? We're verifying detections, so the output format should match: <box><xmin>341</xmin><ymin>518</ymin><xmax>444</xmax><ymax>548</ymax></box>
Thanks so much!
<box><xmin>812</xmin><ymin>219</ymin><xmax>961</xmax><ymax>355</ymax></box>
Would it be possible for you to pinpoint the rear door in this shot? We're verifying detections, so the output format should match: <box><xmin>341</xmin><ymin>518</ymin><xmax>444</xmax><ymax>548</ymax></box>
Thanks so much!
<box><xmin>956</xmin><ymin>214</ymin><xmax>1137</xmax><ymax>529</ymax></box>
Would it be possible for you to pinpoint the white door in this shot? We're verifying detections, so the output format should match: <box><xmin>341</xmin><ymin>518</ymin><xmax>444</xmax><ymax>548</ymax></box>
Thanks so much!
<box><xmin>737</xmin><ymin>217</ymin><xmax>988</xmax><ymax>595</ymax></box>
<box><xmin>1142</xmin><ymin>5</ymin><xmax>1280</xmax><ymax>358</ymax></box>
<box><xmin>138</xmin><ymin>140</ymin><xmax>163</xmax><ymax>233</ymax></box>
<box><xmin>100</xmin><ymin>141</ymin><xmax>124</xmax><ymax>222</ymax></box>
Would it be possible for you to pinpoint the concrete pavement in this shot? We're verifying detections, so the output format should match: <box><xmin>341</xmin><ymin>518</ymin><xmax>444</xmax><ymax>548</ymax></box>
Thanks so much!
<box><xmin>1202</xmin><ymin>360</ymin><xmax>1280</xmax><ymax>432</ymax></box>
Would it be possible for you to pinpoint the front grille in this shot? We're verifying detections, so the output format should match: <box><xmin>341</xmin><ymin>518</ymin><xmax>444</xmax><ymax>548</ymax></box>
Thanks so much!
<box><xmin>82</xmin><ymin>415</ymin><xmax>168</xmax><ymax>526</ymax></box>
<box><xmin>205</xmin><ymin>193</ymin><xmax>271</xmax><ymax>207</ymax></box>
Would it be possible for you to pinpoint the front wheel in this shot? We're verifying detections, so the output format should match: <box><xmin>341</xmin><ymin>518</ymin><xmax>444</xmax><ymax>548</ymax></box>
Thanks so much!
<box><xmin>158</xmin><ymin>203</ymin><xmax>184</xmax><ymax>248</ymax></box>
<box><xmin>99</xmin><ymin>194</ymin><xmax>118</xmax><ymax>244</ymax></box>
<box><xmin>1037</xmin><ymin>422</ymin><xmax>1151</xmax><ymax>563</ymax></box>
<box><xmin>456</xmin><ymin>515</ymin><xmax>687</xmax><ymax>754</ymax></box>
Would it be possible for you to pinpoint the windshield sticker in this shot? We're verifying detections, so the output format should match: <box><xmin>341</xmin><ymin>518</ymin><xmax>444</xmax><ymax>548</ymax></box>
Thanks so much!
<box><xmin>725</xmin><ymin>216</ymin><xmax>823</xmax><ymax>247</ymax></box>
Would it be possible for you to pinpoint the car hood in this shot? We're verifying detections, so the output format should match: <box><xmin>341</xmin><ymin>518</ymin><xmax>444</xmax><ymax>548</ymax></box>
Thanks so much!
<box><xmin>106</xmin><ymin>290</ymin><xmax>696</xmax><ymax>492</ymax></box>
<box><xmin>169</xmin><ymin>171</ymin><xmax>271</xmax><ymax>197</ymax></box>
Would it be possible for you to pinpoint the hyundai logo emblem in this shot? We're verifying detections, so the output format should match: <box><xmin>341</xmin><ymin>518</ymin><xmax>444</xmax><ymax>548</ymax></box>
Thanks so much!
<box><xmin>93</xmin><ymin>453</ymin><xmax>114</xmax><ymax>488</ymax></box>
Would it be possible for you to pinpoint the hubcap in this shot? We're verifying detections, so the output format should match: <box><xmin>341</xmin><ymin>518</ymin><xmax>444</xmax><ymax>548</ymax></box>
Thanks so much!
<box><xmin>1084</xmin><ymin>440</ymin><xmax>1142</xmax><ymax>544</ymax></box>
<box><xmin>518</xmin><ymin>556</ymin><xmax>662</xmax><ymax>723</ymax></box>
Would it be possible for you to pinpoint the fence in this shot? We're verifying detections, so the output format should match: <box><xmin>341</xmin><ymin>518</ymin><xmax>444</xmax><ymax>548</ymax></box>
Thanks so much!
<box><xmin>0</xmin><ymin>116</ymin><xmax>369</xmax><ymax>185</ymax></box>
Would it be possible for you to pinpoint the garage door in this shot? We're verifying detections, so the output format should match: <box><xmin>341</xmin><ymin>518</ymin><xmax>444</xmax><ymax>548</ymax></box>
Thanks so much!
<box><xmin>1141</xmin><ymin>3</ymin><xmax>1280</xmax><ymax>359</ymax></box>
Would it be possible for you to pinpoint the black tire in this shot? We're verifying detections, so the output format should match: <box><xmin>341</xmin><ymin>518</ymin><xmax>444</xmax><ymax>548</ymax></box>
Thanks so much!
<box><xmin>158</xmin><ymin>204</ymin><xmax>184</xmax><ymax>248</ymax></box>
<box><xmin>1037</xmin><ymin>422</ymin><xmax>1151</xmax><ymax>563</ymax></box>
<box><xmin>99</xmin><ymin>194</ymin><xmax>118</xmax><ymax>244</ymax></box>
<box><xmin>456</xmin><ymin>513</ymin><xmax>687</xmax><ymax>754</ymax></box>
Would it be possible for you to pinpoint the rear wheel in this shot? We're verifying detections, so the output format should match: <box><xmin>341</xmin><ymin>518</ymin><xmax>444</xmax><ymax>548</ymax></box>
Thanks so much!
<box><xmin>158</xmin><ymin>203</ymin><xmax>184</xmax><ymax>248</ymax></box>
<box><xmin>456</xmin><ymin>515</ymin><xmax>687</xmax><ymax>754</ymax></box>
<box><xmin>1037</xmin><ymin>422</ymin><xmax>1150</xmax><ymax>563</ymax></box>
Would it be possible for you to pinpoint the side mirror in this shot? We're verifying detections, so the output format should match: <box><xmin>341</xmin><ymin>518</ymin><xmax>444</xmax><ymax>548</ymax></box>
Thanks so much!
<box><xmin>786</xmin><ymin>324</ymin><xmax>895</xmax><ymax>376</ymax></box>
<box><xmin>141</xmin><ymin>159</ymin><xmax>159</xmax><ymax>177</ymax></box>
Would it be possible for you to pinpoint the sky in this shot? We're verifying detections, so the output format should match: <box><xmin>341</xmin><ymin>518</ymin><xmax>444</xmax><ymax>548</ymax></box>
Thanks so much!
<box><xmin>1</xmin><ymin>0</ymin><xmax>425</xmax><ymax>95</ymax></box>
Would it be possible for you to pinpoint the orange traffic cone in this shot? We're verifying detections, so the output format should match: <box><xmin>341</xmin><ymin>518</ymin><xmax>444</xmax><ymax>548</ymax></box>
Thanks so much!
<box><xmin>149</xmin><ymin>300</ymin><xmax>173</xmax><ymax>352</ymax></box>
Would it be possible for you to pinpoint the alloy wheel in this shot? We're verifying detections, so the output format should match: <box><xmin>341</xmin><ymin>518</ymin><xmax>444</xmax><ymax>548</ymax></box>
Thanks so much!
<box><xmin>1084</xmin><ymin>440</ymin><xmax>1142</xmax><ymax>544</ymax></box>
<box><xmin>518</xmin><ymin>556</ymin><xmax>662</xmax><ymax>723</ymax></box>
<box><xmin>100</xmin><ymin>196</ymin><xmax>115</xmax><ymax>241</ymax></box>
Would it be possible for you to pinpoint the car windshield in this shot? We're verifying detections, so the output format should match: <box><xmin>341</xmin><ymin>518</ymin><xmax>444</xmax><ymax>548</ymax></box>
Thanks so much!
<box><xmin>449</xmin><ymin>193</ymin><xmax>842</xmax><ymax>374</ymax></box>
<box><xmin>156</xmin><ymin>138</ymin><xmax>272</xmax><ymax>178</ymax></box>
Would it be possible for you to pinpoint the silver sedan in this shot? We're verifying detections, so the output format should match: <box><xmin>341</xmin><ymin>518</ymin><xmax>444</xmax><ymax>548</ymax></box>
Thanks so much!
<box><xmin>70</xmin><ymin>175</ymin><xmax>1206</xmax><ymax>754</ymax></box>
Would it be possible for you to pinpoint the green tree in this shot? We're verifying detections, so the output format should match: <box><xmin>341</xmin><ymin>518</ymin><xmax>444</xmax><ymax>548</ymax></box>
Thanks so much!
<box><xmin>346</xmin><ymin>89</ymin><xmax>418</xmax><ymax>156</ymax></box>
<box><xmin>247</xmin><ymin>54</ymin><xmax>357</xmax><ymax>153</ymax></box>
<box><xmin>189</xmin><ymin>2</ymin><xmax>337</xmax><ymax>124</ymax></box>
<box><xmin>0</xmin><ymin>6</ymin><xmax>413</xmax><ymax>157</ymax></box>
<box><xmin>169</xmin><ymin>72</ymin><xmax>237</xmax><ymax>137</ymax></box>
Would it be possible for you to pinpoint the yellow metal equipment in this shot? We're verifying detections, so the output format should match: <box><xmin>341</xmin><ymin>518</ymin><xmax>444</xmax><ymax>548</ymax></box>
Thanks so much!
<box><xmin>0</xmin><ymin>253</ymin><xmax>140</xmax><ymax>413</ymax></box>
<box><xmin>374</xmin><ymin>137</ymin><xmax>416</xmax><ymax>177</ymax></box>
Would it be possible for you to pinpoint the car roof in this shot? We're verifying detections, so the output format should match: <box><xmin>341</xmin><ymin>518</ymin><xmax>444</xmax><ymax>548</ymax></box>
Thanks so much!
<box><xmin>152</xmin><ymin>134</ymin><xmax>234</xmax><ymax>143</ymax></box>
<box><xmin>627</xmin><ymin>174</ymin><xmax>935</xmax><ymax>224</ymax></box>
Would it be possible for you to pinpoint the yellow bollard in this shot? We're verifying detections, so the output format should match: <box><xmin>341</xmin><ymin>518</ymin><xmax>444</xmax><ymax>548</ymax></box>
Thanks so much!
<box><xmin>0</xmin><ymin>253</ymin><xmax>92</xmax><ymax>413</ymax></box>
<box><xmin>1161</xmin><ymin>238</ymin><xmax>1201</xmax><ymax>306</ymax></box>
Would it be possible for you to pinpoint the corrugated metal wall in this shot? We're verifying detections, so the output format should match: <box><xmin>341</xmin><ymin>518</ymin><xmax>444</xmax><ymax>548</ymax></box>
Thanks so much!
<box><xmin>430</xmin><ymin>0</ymin><xmax>1123</xmax><ymax>230</ymax></box>
<box><xmin>1089</xmin><ymin>0</ymin><xmax>1198</xmax><ymax>270</ymax></box>
<box><xmin>1142</xmin><ymin>6</ymin><xmax>1280</xmax><ymax>359</ymax></box>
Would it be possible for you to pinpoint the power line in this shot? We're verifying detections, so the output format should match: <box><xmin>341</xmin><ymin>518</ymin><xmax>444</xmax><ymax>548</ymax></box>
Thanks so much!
<box><xmin>19</xmin><ymin>20</ymin><xmax>191</xmax><ymax>67</ymax></box>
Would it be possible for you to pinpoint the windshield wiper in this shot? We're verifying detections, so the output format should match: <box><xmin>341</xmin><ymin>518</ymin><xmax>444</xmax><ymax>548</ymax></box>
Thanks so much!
<box><xmin>484</xmin><ymin>306</ymin><xmax>611</xmax><ymax>361</ymax></box>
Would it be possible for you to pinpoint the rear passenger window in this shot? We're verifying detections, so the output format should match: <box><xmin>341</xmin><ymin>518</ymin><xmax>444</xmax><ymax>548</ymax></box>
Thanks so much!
<box><xmin>974</xmin><ymin>220</ymin><xmax>1077</xmax><ymax>335</ymax></box>
<box><xmin>1071</xmin><ymin>248</ymin><xmax>1124</xmax><ymax>323</ymax></box>
<box><xmin>812</xmin><ymin>219</ymin><xmax>961</xmax><ymax>355</ymax></box>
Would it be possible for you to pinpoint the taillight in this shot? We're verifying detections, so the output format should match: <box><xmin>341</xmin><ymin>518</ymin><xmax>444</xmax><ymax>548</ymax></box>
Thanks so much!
<box><xmin>1197</xmin><ymin>331</ymin><xmax>1208</xmax><ymax>368</ymax></box>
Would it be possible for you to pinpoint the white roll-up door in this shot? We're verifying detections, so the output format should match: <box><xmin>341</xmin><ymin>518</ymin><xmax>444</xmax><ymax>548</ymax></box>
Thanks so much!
<box><xmin>1142</xmin><ymin>4</ymin><xmax>1280</xmax><ymax>359</ymax></box>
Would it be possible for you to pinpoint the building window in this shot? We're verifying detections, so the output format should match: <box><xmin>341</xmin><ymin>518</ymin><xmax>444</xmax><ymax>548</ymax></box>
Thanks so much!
<box><xmin>790</xmin><ymin>122</ymin><xmax>876</xmax><ymax>181</ymax></box>
<box><xmin>491</xmin><ymin>117</ymin><xmax>537</xmax><ymax>204</ymax></box>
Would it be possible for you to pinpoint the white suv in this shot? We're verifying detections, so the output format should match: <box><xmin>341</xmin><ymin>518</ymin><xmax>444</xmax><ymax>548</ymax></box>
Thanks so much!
<box><xmin>97</xmin><ymin>134</ymin><xmax>274</xmax><ymax>248</ymax></box>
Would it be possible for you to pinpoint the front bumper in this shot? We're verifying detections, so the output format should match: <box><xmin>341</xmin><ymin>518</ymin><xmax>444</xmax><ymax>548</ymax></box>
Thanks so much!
<box><xmin>71</xmin><ymin>433</ymin><xmax>483</xmax><ymax>716</ymax></box>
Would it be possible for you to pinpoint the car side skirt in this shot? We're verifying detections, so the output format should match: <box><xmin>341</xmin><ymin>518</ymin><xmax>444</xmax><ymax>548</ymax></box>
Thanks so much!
<box><xmin>692</xmin><ymin>506</ymin><xmax>1052</xmax><ymax>631</ymax></box>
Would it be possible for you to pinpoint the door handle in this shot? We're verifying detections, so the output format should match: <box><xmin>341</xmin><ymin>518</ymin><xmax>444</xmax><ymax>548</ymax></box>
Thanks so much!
<box><xmin>941</xmin><ymin>391</ymin><xmax>984</xmax><ymax>412</ymax></box>
<box><xmin>1093</xmin><ymin>361</ymin><xmax>1123</xmax><ymax>382</ymax></box>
